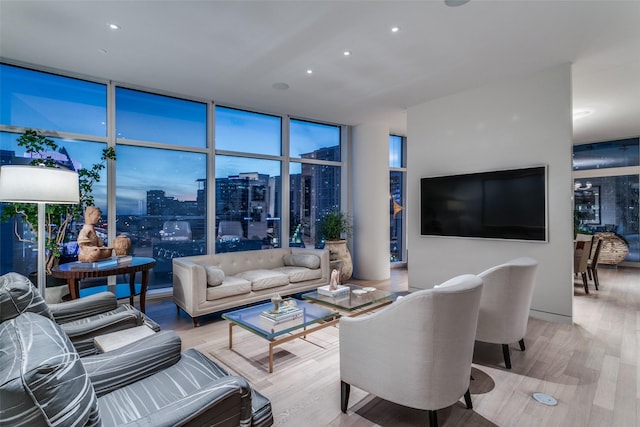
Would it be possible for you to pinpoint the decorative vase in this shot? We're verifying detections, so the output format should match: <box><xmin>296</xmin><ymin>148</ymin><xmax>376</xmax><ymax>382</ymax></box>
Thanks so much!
<box><xmin>114</xmin><ymin>235</ymin><xmax>132</xmax><ymax>256</ymax></box>
<box><xmin>325</xmin><ymin>239</ymin><xmax>352</xmax><ymax>283</ymax></box>
<box><xmin>595</xmin><ymin>232</ymin><xmax>629</xmax><ymax>265</ymax></box>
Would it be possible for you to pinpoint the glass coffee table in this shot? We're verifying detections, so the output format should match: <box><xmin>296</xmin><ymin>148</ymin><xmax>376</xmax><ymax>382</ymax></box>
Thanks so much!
<box><xmin>222</xmin><ymin>299</ymin><xmax>339</xmax><ymax>373</ymax></box>
<box><xmin>302</xmin><ymin>284</ymin><xmax>396</xmax><ymax>314</ymax></box>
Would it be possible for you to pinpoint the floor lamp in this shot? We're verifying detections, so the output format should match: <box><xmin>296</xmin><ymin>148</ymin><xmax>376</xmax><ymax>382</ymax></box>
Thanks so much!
<box><xmin>0</xmin><ymin>165</ymin><xmax>79</xmax><ymax>296</ymax></box>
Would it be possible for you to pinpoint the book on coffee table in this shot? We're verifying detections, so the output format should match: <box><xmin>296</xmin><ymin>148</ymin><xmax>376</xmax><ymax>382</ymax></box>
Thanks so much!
<box><xmin>260</xmin><ymin>305</ymin><xmax>303</xmax><ymax>324</ymax></box>
<box><xmin>317</xmin><ymin>284</ymin><xmax>350</xmax><ymax>298</ymax></box>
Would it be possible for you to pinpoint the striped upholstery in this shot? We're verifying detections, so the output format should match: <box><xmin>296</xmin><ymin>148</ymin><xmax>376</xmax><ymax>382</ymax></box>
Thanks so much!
<box><xmin>0</xmin><ymin>272</ymin><xmax>54</xmax><ymax>322</ymax></box>
<box><xmin>98</xmin><ymin>349</ymin><xmax>256</xmax><ymax>427</ymax></box>
<box><xmin>0</xmin><ymin>274</ymin><xmax>274</xmax><ymax>427</ymax></box>
<box><xmin>0</xmin><ymin>312</ymin><xmax>101</xmax><ymax>427</ymax></box>
<box><xmin>82</xmin><ymin>330</ymin><xmax>183</xmax><ymax>396</ymax></box>
<box><xmin>0</xmin><ymin>273</ymin><xmax>160</xmax><ymax>357</ymax></box>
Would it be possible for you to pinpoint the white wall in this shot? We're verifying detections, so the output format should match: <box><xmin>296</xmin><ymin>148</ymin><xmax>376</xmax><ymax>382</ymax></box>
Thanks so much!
<box><xmin>407</xmin><ymin>64</ymin><xmax>574</xmax><ymax>323</ymax></box>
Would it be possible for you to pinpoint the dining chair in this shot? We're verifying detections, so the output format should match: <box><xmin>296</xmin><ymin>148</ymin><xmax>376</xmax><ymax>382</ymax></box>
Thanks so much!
<box><xmin>574</xmin><ymin>238</ymin><xmax>593</xmax><ymax>294</ymax></box>
<box><xmin>587</xmin><ymin>237</ymin><xmax>603</xmax><ymax>290</ymax></box>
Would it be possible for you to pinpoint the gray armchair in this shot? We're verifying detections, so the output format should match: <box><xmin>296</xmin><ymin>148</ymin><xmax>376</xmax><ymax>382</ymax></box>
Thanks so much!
<box><xmin>340</xmin><ymin>274</ymin><xmax>483</xmax><ymax>427</ymax></box>
<box><xmin>0</xmin><ymin>312</ymin><xmax>274</xmax><ymax>427</ymax></box>
<box><xmin>0</xmin><ymin>272</ymin><xmax>160</xmax><ymax>356</ymax></box>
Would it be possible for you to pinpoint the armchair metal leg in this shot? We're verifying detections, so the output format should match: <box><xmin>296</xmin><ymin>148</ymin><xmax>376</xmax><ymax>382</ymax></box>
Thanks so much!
<box><xmin>502</xmin><ymin>344</ymin><xmax>512</xmax><ymax>369</ymax></box>
<box><xmin>519</xmin><ymin>338</ymin><xmax>526</xmax><ymax>352</ymax></box>
<box><xmin>341</xmin><ymin>381</ymin><xmax>350</xmax><ymax>413</ymax></box>
<box><xmin>464</xmin><ymin>388</ymin><xmax>472</xmax><ymax>409</ymax></box>
<box><xmin>428</xmin><ymin>410</ymin><xmax>438</xmax><ymax>427</ymax></box>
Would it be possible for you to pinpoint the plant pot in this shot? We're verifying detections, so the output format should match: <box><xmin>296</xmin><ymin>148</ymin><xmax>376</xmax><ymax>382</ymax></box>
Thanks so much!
<box><xmin>324</xmin><ymin>239</ymin><xmax>352</xmax><ymax>283</ymax></box>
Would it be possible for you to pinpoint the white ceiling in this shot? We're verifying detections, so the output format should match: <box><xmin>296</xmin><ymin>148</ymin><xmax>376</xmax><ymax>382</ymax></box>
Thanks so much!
<box><xmin>1</xmin><ymin>0</ymin><xmax>639</xmax><ymax>144</ymax></box>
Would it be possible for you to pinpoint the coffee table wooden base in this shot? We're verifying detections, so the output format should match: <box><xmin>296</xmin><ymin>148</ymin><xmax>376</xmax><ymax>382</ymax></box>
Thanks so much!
<box><xmin>228</xmin><ymin>315</ymin><xmax>339</xmax><ymax>373</ymax></box>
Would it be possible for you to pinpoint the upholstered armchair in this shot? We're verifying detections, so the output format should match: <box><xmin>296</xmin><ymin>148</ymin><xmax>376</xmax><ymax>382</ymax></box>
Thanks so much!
<box><xmin>475</xmin><ymin>257</ymin><xmax>538</xmax><ymax>369</ymax></box>
<box><xmin>0</xmin><ymin>272</ymin><xmax>160</xmax><ymax>356</ymax></box>
<box><xmin>0</xmin><ymin>312</ymin><xmax>274</xmax><ymax>427</ymax></box>
<box><xmin>340</xmin><ymin>274</ymin><xmax>483</xmax><ymax>427</ymax></box>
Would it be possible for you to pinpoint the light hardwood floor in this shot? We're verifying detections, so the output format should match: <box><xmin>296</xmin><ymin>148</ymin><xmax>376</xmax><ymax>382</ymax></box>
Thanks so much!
<box><xmin>145</xmin><ymin>266</ymin><xmax>639</xmax><ymax>426</ymax></box>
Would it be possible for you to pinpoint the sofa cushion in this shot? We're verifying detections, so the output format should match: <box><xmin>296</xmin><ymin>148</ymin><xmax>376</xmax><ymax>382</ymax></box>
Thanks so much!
<box><xmin>0</xmin><ymin>312</ymin><xmax>100</xmax><ymax>426</ymax></box>
<box><xmin>283</xmin><ymin>254</ymin><xmax>321</xmax><ymax>269</ymax></box>
<box><xmin>235</xmin><ymin>269</ymin><xmax>290</xmax><ymax>291</ymax></box>
<box><xmin>206</xmin><ymin>276</ymin><xmax>252</xmax><ymax>300</ymax></box>
<box><xmin>273</xmin><ymin>266</ymin><xmax>323</xmax><ymax>283</ymax></box>
<box><xmin>0</xmin><ymin>272</ymin><xmax>54</xmax><ymax>323</ymax></box>
<box><xmin>204</xmin><ymin>265</ymin><xmax>225</xmax><ymax>287</ymax></box>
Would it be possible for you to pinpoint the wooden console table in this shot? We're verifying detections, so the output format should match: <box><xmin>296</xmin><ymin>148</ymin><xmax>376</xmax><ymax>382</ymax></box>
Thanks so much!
<box><xmin>51</xmin><ymin>257</ymin><xmax>156</xmax><ymax>313</ymax></box>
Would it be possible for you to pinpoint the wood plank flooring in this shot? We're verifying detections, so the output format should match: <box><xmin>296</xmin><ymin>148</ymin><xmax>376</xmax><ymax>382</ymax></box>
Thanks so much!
<box><xmin>144</xmin><ymin>266</ymin><xmax>639</xmax><ymax>426</ymax></box>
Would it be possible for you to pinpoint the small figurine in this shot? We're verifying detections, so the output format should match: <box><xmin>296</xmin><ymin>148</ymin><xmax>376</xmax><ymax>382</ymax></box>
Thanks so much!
<box><xmin>329</xmin><ymin>268</ymin><xmax>340</xmax><ymax>290</ymax></box>
<box><xmin>77</xmin><ymin>206</ymin><xmax>113</xmax><ymax>262</ymax></box>
<box><xmin>271</xmin><ymin>293</ymin><xmax>282</xmax><ymax>313</ymax></box>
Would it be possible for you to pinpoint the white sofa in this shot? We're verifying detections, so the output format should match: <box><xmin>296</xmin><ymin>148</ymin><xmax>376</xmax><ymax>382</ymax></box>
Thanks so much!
<box><xmin>173</xmin><ymin>248</ymin><xmax>330</xmax><ymax>326</ymax></box>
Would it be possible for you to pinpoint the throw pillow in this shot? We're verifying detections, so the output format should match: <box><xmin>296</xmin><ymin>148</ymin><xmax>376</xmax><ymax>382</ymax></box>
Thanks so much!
<box><xmin>204</xmin><ymin>265</ymin><xmax>225</xmax><ymax>287</ymax></box>
<box><xmin>283</xmin><ymin>254</ymin><xmax>321</xmax><ymax>269</ymax></box>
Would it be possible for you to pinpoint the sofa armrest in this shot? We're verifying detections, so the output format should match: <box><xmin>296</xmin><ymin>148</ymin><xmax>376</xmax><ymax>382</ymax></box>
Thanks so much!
<box><xmin>49</xmin><ymin>291</ymin><xmax>118</xmax><ymax>323</ymax></box>
<box><xmin>83</xmin><ymin>331</ymin><xmax>182</xmax><ymax>396</ymax></box>
<box><xmin>172</xmin><ymin>258</ymin><xmax>208</xmax><ymax>315</ymax></box>
<box><xmin>112</xmin><ymin>375</ymin><xmax>253</xmax><ymax>427</ymax></box>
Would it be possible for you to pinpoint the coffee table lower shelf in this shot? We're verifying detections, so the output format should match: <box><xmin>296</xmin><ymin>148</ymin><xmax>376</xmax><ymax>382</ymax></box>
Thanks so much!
<box><xmin>228</xmin><ymin>315</ymin><xmax>339</xmax><ymax>373</ymax></box>
<box><xmin>222</xmin><ymin>299</ymin><xmax>340</xmax><ymax>373</ymax></box>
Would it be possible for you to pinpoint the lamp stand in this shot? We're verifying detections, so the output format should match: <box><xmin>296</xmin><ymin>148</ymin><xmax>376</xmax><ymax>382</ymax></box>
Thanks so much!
<box><xmin>37</xmin><ymin>203</ymin><xmax>46</xmax><ymax>296</ymax></box>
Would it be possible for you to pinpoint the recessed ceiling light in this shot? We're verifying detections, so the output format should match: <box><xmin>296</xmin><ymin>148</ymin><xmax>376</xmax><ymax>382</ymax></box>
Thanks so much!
<box><xmin>573</xmin><ymin>109</ymin><xmax>594</xmax><ymax>119</ymax></box>
<box><xmin>391</xmin><ymin>26</ymin><xmax>400</xmax><ymax>33</ymax></box>
<box><xmin>343</xmin><ymin>51</ymin><xmax>351</xmax><ymax>56</ymax></box>
<box><xmin>444</xmin><ymin>0</ymin><xmax>470</xmax><ymax>7</ymax></box>
<box><xmin>306</xmin><ymin>69</ymin><xmax>313</xmax><ymax>75</ymax></box>
<box><xmin>109</xmin><ymin>23</ymin><xmax>121</xmax><ymax>30</ymax></box>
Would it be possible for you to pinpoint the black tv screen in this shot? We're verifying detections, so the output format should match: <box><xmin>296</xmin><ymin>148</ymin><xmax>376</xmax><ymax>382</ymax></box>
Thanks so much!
<box><xmin>420</xmin><ymin>166</ymin><xmax>547</xmax><ymax>241</ymax></box>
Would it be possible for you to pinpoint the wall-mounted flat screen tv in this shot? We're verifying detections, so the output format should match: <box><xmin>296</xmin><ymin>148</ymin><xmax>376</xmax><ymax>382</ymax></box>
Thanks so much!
<box><xmin>420</xmin><ymin>166</ymin><xmax>547</xmax><ymax>241</ymax></box>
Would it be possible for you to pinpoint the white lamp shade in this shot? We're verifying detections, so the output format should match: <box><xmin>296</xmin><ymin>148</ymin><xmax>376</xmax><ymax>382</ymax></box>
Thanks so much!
<box><xmin>0</xmin><ymin>165</ymin><xmax>80</xmax><ymax>204</ymax></box>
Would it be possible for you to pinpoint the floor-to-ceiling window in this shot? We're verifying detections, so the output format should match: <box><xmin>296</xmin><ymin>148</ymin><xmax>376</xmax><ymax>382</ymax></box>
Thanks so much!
<box><xmin>114</xmin><ymin>88</ymin><xmax>208</xmax><ymax>290</ymax></box>
<box><xmin>389</xmin><ymin>134</ymin><xmax>406</xmax><ymax>263</ymax></box>
<box><xmin>1</xmin><ymin>63</ymin><xmax>345</xmax><ymax>291</ymax></box>
<box><xmin>214</xmin><ymin>106</ymin><xmax>282</xmax><ymax>251</ymax></box>
<box><xmin>0</xmin><ymin>64</ymin><xmax>108</xmax><ymax>276</ymax></box>
<box><xmin>289</xmin><ymin>119</ymin><xmax>341</xmax><ymax>248</ymax></box>
<box><xmin>573</xmin><ymin>137</ymin><xmax>640</xmax><ymax>265</ymax></box>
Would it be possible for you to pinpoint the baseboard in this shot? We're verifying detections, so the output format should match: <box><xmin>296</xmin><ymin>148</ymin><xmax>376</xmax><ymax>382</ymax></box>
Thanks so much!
<box><xmin>529</xmin><ymin>309</ymin><xmax>572</xmax><ymax>324</ymax></box>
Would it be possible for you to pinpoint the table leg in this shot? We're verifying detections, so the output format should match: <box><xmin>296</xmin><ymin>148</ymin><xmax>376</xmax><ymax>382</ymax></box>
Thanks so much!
<box><xmin>128</xmin><ymin>272</ymin><xmax>136</xmax><ymax>306</ymax></box>
<box><xmin>269</xmin><ymin>341</ymin><xmax>274</xmax><ymax>373</ymax></box>
<box><xmin>68</xmin><ymin>279</ymin><xmax>79</xmax><ymax>300</ymax></box>
<box><xmin>140</xmin><ymin>269</ymin><xmax>150</xmax><ymax>313</ymax></box>
<box><xmin>229</xmin><ymin>323</ymin><xmax>234</xmax><ymax>349</ymax></box>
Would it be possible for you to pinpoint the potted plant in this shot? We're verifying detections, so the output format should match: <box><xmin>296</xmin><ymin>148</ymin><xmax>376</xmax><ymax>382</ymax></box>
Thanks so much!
<box><xmin>317</xmin><ymin>210</ymin><xmax>353</xmax><ymax>282</ymax></box>
<box><xmin>0</xmin><ymin>129</ymin><xmax>116</xmax><ymax>282</ymax></box>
